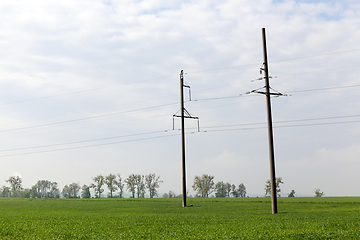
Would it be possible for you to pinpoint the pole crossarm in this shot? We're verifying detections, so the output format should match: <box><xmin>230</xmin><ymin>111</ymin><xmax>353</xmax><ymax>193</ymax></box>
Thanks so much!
<box><xmin>251</xmin><ymin>90</ymin><xmax>285</xmax><ymax>96</ymax></box>
<box><xmin>173</xmin><ymin>108</ymin><xmax>200</xmax><ymax>131</ymax></box>
<box><xmin>173</xmin><ymin>109</ymin><xmax>199</xmax><ymax>119</ymax></box>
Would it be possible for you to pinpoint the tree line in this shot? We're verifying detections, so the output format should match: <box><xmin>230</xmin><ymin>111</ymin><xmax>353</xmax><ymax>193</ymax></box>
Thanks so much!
<box><xmin>264</xmin><ymin>177</ymin><xmax>325</xmax><ymax>197</ymax></box>
<box><xmin>191</xmin><ymin>174</ymin><xmax>247</xmax><ymax>198</ymax></box>
<box><xmin>1</xmin><ymin>173</ymin><xmax>163</xmax><ymax>199</ymax></box>
<box><xmin>1</xmin><ymin>174</ymin><xmax>324</xmax><ymax>199</ymax></box>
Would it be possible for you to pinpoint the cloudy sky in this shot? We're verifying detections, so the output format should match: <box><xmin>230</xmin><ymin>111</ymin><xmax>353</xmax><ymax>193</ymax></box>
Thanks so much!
<box><xmin>0</xmin><ymin>0</ymin><xmax>359</xmax><ymax>197</ymax></box>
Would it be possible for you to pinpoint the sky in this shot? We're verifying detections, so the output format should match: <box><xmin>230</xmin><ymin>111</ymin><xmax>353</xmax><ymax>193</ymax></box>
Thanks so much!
<box><xmin>0</xmin><ymin>0</ymin><xmax>360</xmax><ymax>198</ymax></box>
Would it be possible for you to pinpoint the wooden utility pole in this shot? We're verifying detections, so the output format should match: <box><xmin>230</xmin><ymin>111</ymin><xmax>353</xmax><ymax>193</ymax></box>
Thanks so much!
<box><xmin>262</xmin><ymin>28</ymin><xmax>278</xmax><ymax>214</ymax></box>
<box><xmin>173</xmin><ymin>70</ymin><xmax>199</xmax><ymax>207</ymax></box>
<box><xmin>180</xmin><ymin>70</ymin><xmax>187</xmax><ymax>207</ymax></box>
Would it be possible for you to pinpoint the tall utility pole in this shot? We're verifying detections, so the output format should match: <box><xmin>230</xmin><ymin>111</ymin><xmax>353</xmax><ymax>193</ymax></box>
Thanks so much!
<box><xmin>262</xmin><ymin>28</ymin><xmax>278</xmax><ymax>214</ymax></box>
<box><xmin>173</xmin><ymin>70</ymin><xmax>199</xmax><ymax>207</ymax></box>
<box><xmin>180</xmin><ymin>70</ymin><xmax>187</xmax><ymax>207</ymax></box>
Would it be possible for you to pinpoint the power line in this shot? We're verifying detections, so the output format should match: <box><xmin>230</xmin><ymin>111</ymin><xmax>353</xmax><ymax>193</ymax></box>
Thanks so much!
<box><xmin>1</xmin><ymin>118</ymin><xmax>358</xmax><ymax>158</ymax></box>
<box><xmin>2</xmin><ymin>81</ymin><xmax>358</xmax><ymax>134</ymax></box>
<box><xmin>0</xmin><ymin>102</ymin><xmax>178</xmax><ymax>133</ymax></box>
<box><xmin>0</xmin><ymin>75</ymin><xmax>177</xmax><ymax>106</ymax></box>
<box><xmin>2</xmin><ymin>113</ymin><xmax>359</xmax><ymax>156</ymax></box>
<box><xmin>0</xmin><ymin>130</ymin><xmax>171</xmax><ymax>152</ymax></box>
<box><xmin>203</xmin><ymin>119</ymin><xmax>360</xmax><ymax>133</ymax></box>
<box><xmin>286</xmin><ymin>84</ymin><xmax>360</xmax><ymax>94</ymax></box>
<box><xmin>1</xmin><ymin>81</ymin><xmax>358</xmax><ymax>135</ymax></box>
<box><xmin>276</xmin><ymin>64</ymin><xmax>360</xmax><ymax>78</ymax></box>
<box><xmin>191</xmin><ymin>83</ymin><xmax>360</xmax><ymax>102</ymax></box>
<box><xmin>271</xmin><ymin>49</ymin><xmax>360</xmax><ymax>63</ymax></box>
<box><xmin>0</xmin><ymin>93</ymin><xmax>179</xmax><ymax>129</ymax></box>
<box><xmin>0</xmin><ymin>133</ymin><xmax>180</xmax><ymax>158</ymax></box>
<box><xmin>192</xmin><ymin>114</ymin><xmax>360</xmax><ymax>130</ymax></box>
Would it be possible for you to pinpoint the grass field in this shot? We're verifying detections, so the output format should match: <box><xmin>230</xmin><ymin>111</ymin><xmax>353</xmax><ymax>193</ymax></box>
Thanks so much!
<box><xmin>0</xmin><ymin>197</ymin><xmax>359</xmax><ymax>239</ymax></box>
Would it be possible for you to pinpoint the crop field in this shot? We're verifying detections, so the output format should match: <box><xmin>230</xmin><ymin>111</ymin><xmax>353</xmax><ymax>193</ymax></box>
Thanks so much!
<box><xmin>0</xmin><ymin>197</ymin><xmax>359</xmax><ymax>239</ymax></box>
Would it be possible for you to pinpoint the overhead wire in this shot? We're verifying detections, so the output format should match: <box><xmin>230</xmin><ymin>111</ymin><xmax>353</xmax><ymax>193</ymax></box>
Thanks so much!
<box><xmin>286</xmin><ymin>84</ymin><xmax>360</xmax><ymax>94</ymax></box>
<box><xmin>204</xmin><ymin>119</ymin><xmax>360</xmax><ymax>133</ymax></box>
<box><xmin>1</xmin><ymin>118</ymin><xmax>359</xmax><ymax>158</ymax></box>
<box><xmin>0</xmin><ymin>102</ymin><xmax>178</xmax><ymax>133</ymax></box>
<box><xmin>270</xmin><ymin>48</ymin><xmax>360</xmax><ymax>63</ymax></box>
<box><xmin>274</xmin><ymin>64</ymin><xmax>360</xmax><ymax>78</ymax></box>
<box><xmin>0</xmin><ymin>82</ymin><xmax>359</xmax><ymax>136</ymax></box>
<box><xmin>0</xmin><ymin>91</ymin><xmax>179</xmax><ymax>129</ymax></box>
<box><xmin>191</xmin><ymin>83</ymin><xmax>360</xmax><ymax>102</ymax></box>
<box><xmin>0</xmin><ymin>132</ymin><xmax>180</xmax><ymax>158</ymax></box>
<box><xmin>189</xmin><ymin>114</ymin><xmax>360</xmax><ymax>130</ymax></box>
<box><xmin>0</xmin><ymin>48</ymin><xmax>359</xmax><ymax>139</ymax></box>
<box><xmin>0</xmin><ymin>74</ymin><xmax>178</xmax><ymax>106</ymax></box>
<box><xmin>0</xmin><ymin>130</ymin><xmax>173</xmax><ymax>153</ymax></box>
<box><xmin>1</xmin><ymin>113</ymin><xmax>360</xmax><ymax>157</ymax></box>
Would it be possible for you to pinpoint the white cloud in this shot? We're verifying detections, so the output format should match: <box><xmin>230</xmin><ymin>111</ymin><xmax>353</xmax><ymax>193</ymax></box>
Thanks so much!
<box><xmin>0</xmin><ymin>0</ymin><xmax>359</xmax><ymax>197</ymax></box>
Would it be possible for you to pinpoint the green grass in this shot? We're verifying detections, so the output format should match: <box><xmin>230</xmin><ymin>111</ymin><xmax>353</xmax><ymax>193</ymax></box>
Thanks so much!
<box><xmin>0</xmin><ymin>197</ymin><xmax>359</xmax><ymax>239</ymax></box>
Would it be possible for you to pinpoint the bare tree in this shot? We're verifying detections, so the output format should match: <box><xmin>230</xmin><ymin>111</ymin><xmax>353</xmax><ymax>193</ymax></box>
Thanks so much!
<box><xmin>168</xmin><ymin>191</ymin><xmax>176</xmax><ymax>198</ymax></box>
<box><xmin>33</xmin><ymin>180</ymin><xmax>51</xmax><ymax>198</ymax></box>
<box><xmin>49</xmin><ymin>182</ymin><xmax>60</xmax><ymax>198</ymax></box>
<box><xmin>230</xmin><ymin>184</ymin><xmax>239</xmax><ymax>197</ymax></box>
<box><xmin>192</xmin><ymin>174</ymin><xmax>215</xmax><ymax>197</ymax></box>
<box><xmin>315</xmin><ymin>188</ymin><xmax>324</xmax><ymax>197</ymax></box>
<box><xmin>145</xmin><ymin>173</ymin><xmax>163</xmax><ymax>198</ymax></box>
<box><xmin>62</xmin><ymin>185</ymin><xmax>70</xmax><ymax>198</ymax></box>
<box><xmin>81</xmin><ymin>185</ymin><xmax>91</xmax><ymax>198</ymax></box>
<box><xmin>116</xmin><ymin>174</ymin><xmax>124</xmax><ymax>198</ymax></box>
<box><xmin>105</xmin><ymin>174</ymin><xmax>118</xmax><ymax>198</ymax></box>
<box><xmin>265</xmin><ymin>177</ymin><xmax>283</xmax><ymax>197</ymax></box>
<box><xmin>215</xmin><ymin>181</ymin><xmax>227</xmax><ymax>197</ymax></box>
<box><xmin>90</xmin><ymin>175</ymin><xmax>105</xmax><ymax>198</ymax></box>
<box><xmin>125</xmin><ymin>174</ymin><xmax>137</xmax><ymax>198</ymax></box>
<box><xmin>69</xmin><ymin>183</ymin><xmax>81</xmax><ymax>198</ymax></box>
<box><xmin>288</xmin><ymin>190</ymin><xmax>295</xmax><ymax>197</ymax></box>
<box><xmin>134</xmin><ymin>175</ymin><xmax>145</xmax><ymax>198</ymax></box>
<box><xmin>238</xmin><ymin>183</ymin><xmax>246</xmax><ymax>198</ymax></box>
<box><xmin>225</xmin><ymin>182</ymin><xmax>232</xmax><ymax>197</ymax></box>
<box><xmin>6</xmin><ymin>176</ymin><xmax>22</xmax><ymax>197</ymax></box>
<box><xmin>0</xmin><ymin>186</ymin><xmax>10</xmax><ymax>197</ymax></box>
<box><xmin>62</xmin><ymin>183</ymin><xmax>81</xmax><ymax>198</ymax></box>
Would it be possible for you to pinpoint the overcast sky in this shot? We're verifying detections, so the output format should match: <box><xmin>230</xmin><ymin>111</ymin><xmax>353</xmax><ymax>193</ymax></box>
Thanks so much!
<box><xmin>0</xmin><ymin>0</ymin><xmax>359</xmax><ymax>197</ymax></box>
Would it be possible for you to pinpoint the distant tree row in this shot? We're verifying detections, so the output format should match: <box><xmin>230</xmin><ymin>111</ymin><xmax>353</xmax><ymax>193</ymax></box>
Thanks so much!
<box><xmin>191</xmin><ymin>174</ymin><xmax>246</xmax><ymax>198</ymax></box>
<box><xmin>264</xmin><ymin>177</ymin><xmax>325</xmax><ymax>197</ymax></box>
<box><xmin>0</xmin><ymin>173</ymin><xmax>163</xmax><ymax>199</ymax></box>
<box><xmin>2</xmin><ymin>174</ymin><xmax>325</xmax><ymax>198</ymax></box>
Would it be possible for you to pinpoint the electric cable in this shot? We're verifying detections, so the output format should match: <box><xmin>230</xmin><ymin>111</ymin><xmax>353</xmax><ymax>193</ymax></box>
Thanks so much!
<box><xmin>204</xmin><ymin>119</ymin><xmax>360</xmax><ymax>133</ymax></box>
<box><xmin>1</xmin><ymin>114</ymin><xmax>360</xmax><ymax>156</ymax></box>
<box><xmin>0</xmin><ymin>130</ymin><xmax>172</xmax><ymax>152</ymax></box>
<box><xmin>0</xmin><ymin>118</ymin><xmax>358</xmax><ymax>158</ymax></box>
<box><xmin>0</xmin><ymin>133</ymin><xmax>180</xmax><ymax>158</ymax></box>
<box><xmin>0</xmin><ymin>102</ymin><xmax>178</xmax><ymax>133</ymax></box>
<box><xmin>271</xmin><ymin>49</ymin><xmax>360</xmax><ymax>63</ymax></box>
<box><xmin>0</xmin><ymin>74</ymin><xmax>177</xmax><ymax>106</ymax></box>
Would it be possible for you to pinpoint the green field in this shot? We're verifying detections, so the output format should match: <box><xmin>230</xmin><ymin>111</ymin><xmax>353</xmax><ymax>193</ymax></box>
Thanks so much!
<box><xmin>0</xmin><ymin>197</ymin><xmax>359</xmax><ymax>239</ymax></box>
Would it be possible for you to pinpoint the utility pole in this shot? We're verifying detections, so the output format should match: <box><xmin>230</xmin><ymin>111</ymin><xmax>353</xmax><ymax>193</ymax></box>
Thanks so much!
<box><xmin>173</xmin><ymin>70</ymin><xmax>199</xmax><ymax>207</ymax></box>
<box><xmin>180</xmin><ymin>70</ymin><xmax>187</xmax><ymax>207</ymax></box>
<box><xmin>262</xmin><ymin>28</ymin><xmax>278</xmax><ymax>214</ymax></box>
